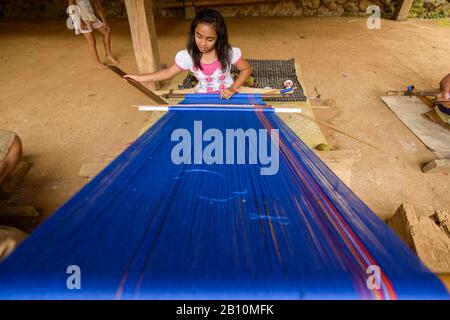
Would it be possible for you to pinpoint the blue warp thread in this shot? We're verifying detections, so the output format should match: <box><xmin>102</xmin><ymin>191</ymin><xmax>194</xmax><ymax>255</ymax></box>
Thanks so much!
<box><xmin>0</xmin><ymin>94</ymin><xmax>447</xmax><ymax>299</ymax></box>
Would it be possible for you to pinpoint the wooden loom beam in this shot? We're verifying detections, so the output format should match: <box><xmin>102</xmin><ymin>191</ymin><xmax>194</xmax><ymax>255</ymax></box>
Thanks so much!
<box><xmin>108</xmin><ymin>65</ymin><xmax>167</xmax><ymax>104</ymax></box>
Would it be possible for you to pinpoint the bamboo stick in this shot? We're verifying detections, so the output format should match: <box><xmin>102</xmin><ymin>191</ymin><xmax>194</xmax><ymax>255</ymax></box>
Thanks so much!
<box><xmin>297</xmin><ymin>113</ymin><xmax>379</xmax><ymax>150</ymax></box>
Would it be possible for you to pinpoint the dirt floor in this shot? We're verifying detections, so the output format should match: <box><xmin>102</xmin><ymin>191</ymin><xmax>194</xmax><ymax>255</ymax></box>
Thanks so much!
<box><xmin>0</xmin><ymin>16</ymin><xmax>449</xmax><ymax>225</ymax></box>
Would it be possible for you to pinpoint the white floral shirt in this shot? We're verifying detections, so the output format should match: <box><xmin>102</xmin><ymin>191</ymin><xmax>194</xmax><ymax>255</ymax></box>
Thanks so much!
<box><xmin>175</xmin><ymin>47</ymin><xmax>242</xmax><ymax>93</ymax></box>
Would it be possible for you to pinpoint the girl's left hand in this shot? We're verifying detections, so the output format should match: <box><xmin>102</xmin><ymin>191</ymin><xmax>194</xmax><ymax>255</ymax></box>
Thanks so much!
<box><xmin>220</xmin><ymin>88</ymin><xmax>237</xmax><ymax>100</ymax></box>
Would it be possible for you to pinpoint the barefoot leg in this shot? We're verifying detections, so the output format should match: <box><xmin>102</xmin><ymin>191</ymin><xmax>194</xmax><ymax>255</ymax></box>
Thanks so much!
<box><xmin>97</xmin><ymin>26</ymin><xmax>119</xmax><ymax>64</ymax></box>
<box><xmin>82</xmin><ymin>32</ymin><xmax>106</xmax><ymax>68</ymax></box>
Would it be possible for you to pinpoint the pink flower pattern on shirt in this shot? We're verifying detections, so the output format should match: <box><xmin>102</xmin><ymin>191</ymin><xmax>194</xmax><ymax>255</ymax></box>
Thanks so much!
<box><xmin>175</xmin><ymin>48</ymin><xmax>242</xmax><ymax>93</ymax></box>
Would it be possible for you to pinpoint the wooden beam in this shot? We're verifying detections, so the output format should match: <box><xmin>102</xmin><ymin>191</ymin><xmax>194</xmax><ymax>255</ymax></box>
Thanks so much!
<box><xmin>124</xmin><ymin>0</ymin><xmax>160</xmax><ymax>90</ymax></box>
<box><xmin>108</xmin><ymin>65</ymin><xmax>167</xmax><ymax>104</ymax></box>
<box><xmin>185</xmin><ymin>6</ymin><xmax>196</xmax><ymax>20</ymax></box>
<box><xmin>160</xmin><ymin>0</ymin><xmax>281</xmax><ymax>8</ymax></box>
<box><xmin>422</xmin><ymin>159</ymin><xmax>450</xmax><ymax>174</ymax></box>
<box><xmin>386</xmin><ymin>89</ymin><xmax>440</xmax><ymax>97</ymax></box>
<box><xmin>380</xmin><ymin>96</ymin><xmax>450</xmax><ymax>159</ymax></box>
<box><xmin>392</xmin><ymin>0</ymin><xmax>414</xmax><ymax>21</ymax></box>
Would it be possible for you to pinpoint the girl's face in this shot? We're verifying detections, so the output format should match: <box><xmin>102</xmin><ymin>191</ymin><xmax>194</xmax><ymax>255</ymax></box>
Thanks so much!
<box><xmin>195</xmin><ymin>23</ymin><xmax>217</xmax><ymax>54</ymax></box>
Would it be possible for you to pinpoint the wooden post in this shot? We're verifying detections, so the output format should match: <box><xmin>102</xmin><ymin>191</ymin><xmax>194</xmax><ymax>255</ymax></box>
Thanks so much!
<box><xmin>392</xmin><ymin>0</ymin><xmax>414</xmax><ymax>21</ymax></box>
<box><xmin>124</xmin><ymin>0</ymin><xmax>160</xmax><ymax>90</ymax></box>
<box><xmin>185</xmin><ymin>5</ymin><xmax>196</xmax><ymax>20</ymax></box>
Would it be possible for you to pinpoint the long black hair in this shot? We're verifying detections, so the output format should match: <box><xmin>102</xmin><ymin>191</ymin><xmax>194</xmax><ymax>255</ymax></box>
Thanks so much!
<box><xmin>187</xmin><ymin>9</ymin><xmax>232</xmax><ymax>72</ymax></box>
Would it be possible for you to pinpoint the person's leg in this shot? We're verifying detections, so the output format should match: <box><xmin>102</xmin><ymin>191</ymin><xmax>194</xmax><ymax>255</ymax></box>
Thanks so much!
<box><xmin>82</xmin><ymin>32</ymin><xmax>107</xmax><ymax>69</ymax></box>
<box><xmin>0</xmin><ymin>136</ymin><xmax>22</xmax><ymax>187</ymax></box>
<box><xmin>96</xmin><ymin>26</ymin><xmax>119</xmax><ymax>64</ymax></box>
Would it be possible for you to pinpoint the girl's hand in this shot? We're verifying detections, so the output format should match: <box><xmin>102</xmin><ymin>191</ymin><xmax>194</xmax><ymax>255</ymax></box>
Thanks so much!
<box><xmin>123</xmin><ymin>74</ymin><xmax>143</xmax><ymax>82</ymax></box>
<box><xmin>220</xmin><ymin>88</ymin><xmax>237</xmax><ymax>100</ymax></box>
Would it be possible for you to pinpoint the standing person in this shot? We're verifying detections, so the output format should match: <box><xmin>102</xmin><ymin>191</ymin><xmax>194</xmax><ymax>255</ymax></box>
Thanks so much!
<box><xmin>68</xmin><ymin>0</ymin><xmax>119</xmax><ymax>69</ymax></box>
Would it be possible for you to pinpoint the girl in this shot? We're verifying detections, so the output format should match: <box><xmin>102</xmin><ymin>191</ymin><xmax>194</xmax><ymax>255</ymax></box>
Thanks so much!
<box><xmin>125</xmin><ymin>9</ymin><xmax>252</xmax><ymax>99</ymax></box>
<box><xmin>68</xmin><ymin>0</ymin><xmax>119</xmax><ymax>69</ymax></box>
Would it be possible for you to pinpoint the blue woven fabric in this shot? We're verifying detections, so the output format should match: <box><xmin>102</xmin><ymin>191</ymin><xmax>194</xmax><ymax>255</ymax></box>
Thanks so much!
<box><xmin>0</xmin><ymin>94</ymin><xmax>447</xmax><ymax>299</ymax></box>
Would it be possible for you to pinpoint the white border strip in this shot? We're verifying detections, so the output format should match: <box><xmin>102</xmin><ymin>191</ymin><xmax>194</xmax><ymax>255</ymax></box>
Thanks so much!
<box><xmin>137</xmin><ymin>105</ymin><xmax>302</xmax><ymax>113</ymax></box>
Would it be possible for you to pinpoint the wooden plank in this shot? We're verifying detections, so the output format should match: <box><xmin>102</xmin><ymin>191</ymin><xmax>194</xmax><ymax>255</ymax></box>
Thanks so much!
<box><xmin>422</xmin><ymin>159</ymin><xmax>450</xmax><ymax>174</ymax></box>
<box><xmin>423</xmin><ymin>109</ymin><xmax>450</xmax><ymax>131</ymax></box>
<box><xmin>380</xmin><ymin>96</ymin><xmax>450</xmax><ymax>159</ymax></box>
<box><xmin>418</xmin><ymin>96</ymin><xmax>435</xmax><ymax>108</ymax></box>
<box><xmin>153</xmin><ymin>86</ymin><xmax>294</xmax><ymax>97</ymax></box>
<box><xmin>124</xmin><ymin>0</ymin><xmax>160</xmax><ymax>90</ymax></box>
<box><xmin>108</xmin><ymin>65</ymin><xmax>167</xmax><ymax>104</ymax></box>
<box><xmin>392</xmin><ymin>0</ymin><xmax>414</xmax><ymax>21</ymax></box>
<box><xmin>159</xmin><ymin>87</ymin><xmax>294</xmax><ymax>99</ymax></box>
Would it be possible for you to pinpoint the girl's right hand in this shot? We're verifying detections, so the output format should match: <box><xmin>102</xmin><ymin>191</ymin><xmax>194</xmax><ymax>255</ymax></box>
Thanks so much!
<box><xmin>123</xmin><ymin>74</ymin><xmax>142</xmax><ymax>82</ymax></box>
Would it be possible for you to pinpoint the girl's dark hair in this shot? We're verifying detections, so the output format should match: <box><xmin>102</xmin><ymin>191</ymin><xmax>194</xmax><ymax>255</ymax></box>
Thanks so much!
<box><xmin>187</xmin><ymin>9</ymin><xmax>231</xmax><ymax>71</ymax></box>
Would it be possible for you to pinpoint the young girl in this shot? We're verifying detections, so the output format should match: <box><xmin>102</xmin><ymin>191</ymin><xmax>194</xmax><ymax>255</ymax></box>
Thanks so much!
<box><xmin>68</xmin><ymin>0</ymin><xmax>119</xmax><ymax>69</ymax></box>
<box><xmin>125</xmin><ymin>9</ymin><xmax>252</xmax><ymax>99</ymax></box>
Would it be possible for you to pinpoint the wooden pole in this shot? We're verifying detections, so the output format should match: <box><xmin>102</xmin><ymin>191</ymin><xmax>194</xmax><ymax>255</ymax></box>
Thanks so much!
<box><xmin>124</xmin><ymin>0</ymin><xmax>160</xmax><ymax>90</ymax></box>
<box><xmin>297</xmin><ymin>113</ymin><xmax>379</xmax><ymax>150</ymax></box>
<box><xmin>386</xmin><ymin>89</ymin><xmax>440</xmax><ymax>96</ymax></box>
<box><xmin>392</xmin><ymin>0</ymin><xmax>414</xmax><ymax>21</ymax></box>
